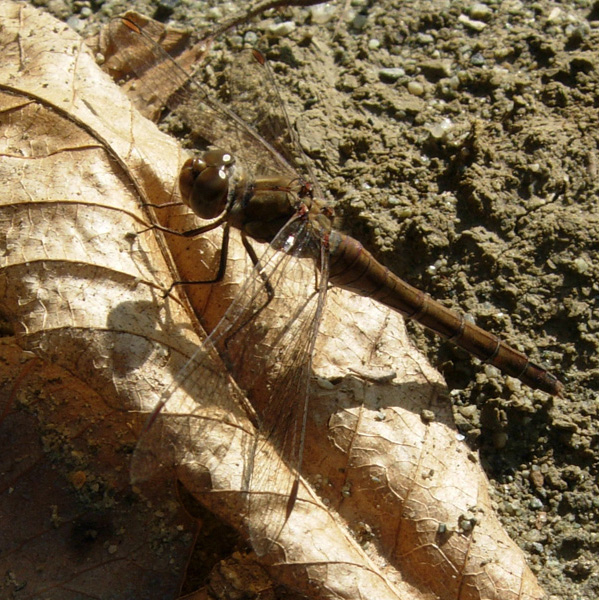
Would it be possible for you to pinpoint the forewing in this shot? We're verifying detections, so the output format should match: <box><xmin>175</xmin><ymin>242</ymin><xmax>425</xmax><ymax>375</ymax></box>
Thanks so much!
<box><xmin>206</xmin><ymin>214</ymin><xmax>328</xmax><ymax>553</ymax></box>
<box><xmin>133</xmin><ymin>211</ymin><xmax>328</xmax><ymax>554</ymax></box>
<box><xmin>106</xmin><ymin>15</ymin><xmax>297</xmax><ymax>180</ymax></box>
<box><xmin>224</xmin><ymin>49</ymin><xmax>323</xmax><ymax>191</ymax></box>
<box><xmin>109</xmin><ymin>12</ymin><xmax>331</xmax><ymax>556</ymax></box>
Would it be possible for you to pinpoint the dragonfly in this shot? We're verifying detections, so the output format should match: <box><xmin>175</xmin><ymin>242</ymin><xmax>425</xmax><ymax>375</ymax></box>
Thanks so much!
<box><xmin>108</xmin><ymin>13</ymin><xmax>564</xmax><ymax>555</ymax></box>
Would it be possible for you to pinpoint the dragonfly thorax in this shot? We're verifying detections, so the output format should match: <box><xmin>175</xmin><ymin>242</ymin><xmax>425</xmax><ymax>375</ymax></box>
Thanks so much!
<box><xmin>235</xmin><ymin>175</ymin><xmax>307</xmax><ymax>243</ymax></box>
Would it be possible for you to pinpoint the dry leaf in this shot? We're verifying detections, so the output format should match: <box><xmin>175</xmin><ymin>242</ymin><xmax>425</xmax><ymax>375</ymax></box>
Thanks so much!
<box><xmin>99</xmin><ymin>11</ymin><xmax>210</xmax><ymax>122</ymax></box>
<box><xmin>0</xmin><ymin>3</ymin><xmax>198</xmax><ymax>598</ymax></box>
<box><xmin>100</xmin><ymin>11</ymin><xmax>548</xmax><ymax>600</ymax></box>
<box><xmin>0</xmin><ymin>2</ymin><xmax>546</xmax><ymax>599</ymax></box>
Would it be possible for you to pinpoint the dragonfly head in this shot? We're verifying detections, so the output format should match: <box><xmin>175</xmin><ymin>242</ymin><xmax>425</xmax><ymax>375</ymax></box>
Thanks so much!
<box><xmin>179</xmin><ymin>148</ymin><xmax>236</xmax><ymax>220</ymax></box>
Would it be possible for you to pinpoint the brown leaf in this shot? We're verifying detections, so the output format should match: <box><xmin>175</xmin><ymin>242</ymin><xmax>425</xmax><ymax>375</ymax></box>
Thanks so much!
<box><xmin>0</xmin><ymin>3</ymin><xmax>197</xmax><ymax>598</ymax></box>
<box><xmin>99</xmin><ymin>11</ymin><xmax>211</xmax><ymax>122</ymax></box>
<box><xmin>101</xmin><ymin>10</ymin><xmax>549</xmax><ymax>600</ymax></box>
<box><xmin>100</xmin><ymin>11</ymin><xmax>547</xmax><ymax>600</ymax></box>
<box><xmin>0</xmin><ymin>2</ymin><xmax>546</xmax><ymax>599</ymax></box>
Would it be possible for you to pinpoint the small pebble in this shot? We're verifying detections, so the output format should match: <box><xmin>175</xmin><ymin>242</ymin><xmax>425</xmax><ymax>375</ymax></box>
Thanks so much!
<box><xmin>374</xmin><ymin>410</ymin><xmax>386</xmax><ymax>422</ymax></box>
<box><xmin>316</xmin><ymin>377</ymin><xmax>335</xmax><ymax>390</ymax></box>
<box><xmin>310</xmin><ymin>3</ymin><xmax>336</xmax><ymax>24</ymax></box>
<box><xmin>352</xmin><ymin>14</ymin><xmax>368</xmax><ymax>30</ymax></box>
<box><xmin>470</xmin><ymin>3</ymin><xmax>492</xmax><ymax>21</ymax></box>
<box><xmin>379</xmin><ymin>67</ymin><xmax>405</xmax><ymax>82</ymax></box>
<box><xmin>493</xmin><ymin>431</ymin><xmax>508</xmax><ymax>449</ymax></box>
<box><xmin>66</xmin><ymin>15</ymin><xmax>83</xmax><ymax>31</ymax></box>
<box><xmin>458</xmin><ymin>14</ymin><xmax>487</xmax><ymax>31</ymax></box>
<box><xmin>530</xmin><ymin>469</ymin><xmax>545</xmax><ymax>489</ymax></box>
<box><xmin>429</xmin><ymin>117</ymin><xmax>453</xmax><ymax>139</ymax></box>
<box><xmin>458</xmin><ymin>515</ymin><xmax>477</xmax><ymax>532</ymax></box>
<box><xmin>416</xmin><ymin>32</ymin><xmax>434</xmax><ymax>44</ymax></box>
<box><xmin>269</xmin><ymin>20</ymin><xmax>296</xmax><ymax>36</ymax></box>
<box><xmin>244</xmin><ymin>31</ymin><xmax>258</xmax><ymax>46</ymax></box>
<box><xmin>206</xmin><ymin>7</ymin><xmax>222</xmax><ymax>20</ymax></box>
<box><xmin>421</xmin><ymin>409</ymin><xmax>435</xmax><ymax>423</ymax></box>
<box><xmin>573</xmin><ymin>257</ymin><xmax>590</xmax><ymax>273</ymax></box>
<box><xmin>70</xmin><ymin>470</ymin><xmax>87</xmax><ymax>489</ymax></box>
<box><xmin>458</xmin><ymin>404</ymin><xmax>478</xmax><ymax>419</ymax></box>
<box><xmin>229</xmin><ymin>35</ymin><xmax>243</xmax><ymax>49</ymax></box>
<box><xmin>470</xmin><ymin>52</ymin><xmax>486</xmax><ymax>66</ymax></box>
<box><xmin>529</xmin><ymin>497</ymin><xmax>544</xmax><ymax>510</ymax></box>
<box><xmin>407</xmin><ymin>80</ymin><xmax>424</xmax><ymax>96</ymax></box>
<box><xmin>530</xmin><ymin>542</ymin><xmax>545</xmax><ymax>554</ymax></box>
<box><xmin>547</xmin><ymin>7</ymin><xmax>562</xmax><ymax>24</ymax></box>
<box><xmin>420</xmin><ymin>59</ymin><xmax>453</xmax><ymax>78</ymax></box>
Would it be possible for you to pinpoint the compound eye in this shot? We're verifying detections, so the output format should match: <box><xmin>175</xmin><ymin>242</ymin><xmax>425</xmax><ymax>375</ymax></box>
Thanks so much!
<box><xmin>179</xmin><ymin>156</ymin><xmax>230</xmax><ymax>219</ymax></box>
<box><xmin>203</xmin><ymin>148</ymin><xmax>234</xmax><ymax>168</ymax></box>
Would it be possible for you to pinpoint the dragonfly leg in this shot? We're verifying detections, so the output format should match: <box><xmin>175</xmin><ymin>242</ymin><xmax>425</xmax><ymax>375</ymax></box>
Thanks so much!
<box><xmin>221</xmin><ymin>232</ymin><xmax>277</xmax><ymax>351</ymax></box>
<box><xmin>241</xmin><ymin>232</ymin><xmax>274</xmax><ymax>299</ymax></box>
<box><xmin>163</xmin><ymin>223</ymin><xmax>231</xmax><ymax>297</ymax></box>
<box><xmin>142</xmin><ymin>201</ymin><xmax>185</xmax><ymax>209</ymax></box>
<box><xmin>141</xmin><ymin>214</ymin><xmax>228</xmax><ymax>239</ymax></box>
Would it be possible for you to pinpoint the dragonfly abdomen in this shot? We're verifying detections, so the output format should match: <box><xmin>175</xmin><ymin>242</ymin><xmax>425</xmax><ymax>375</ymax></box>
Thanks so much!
<box><xmin>327</xmin><ymin>231</ymin><xmax>564</xmax><ymax>396</ymax></box>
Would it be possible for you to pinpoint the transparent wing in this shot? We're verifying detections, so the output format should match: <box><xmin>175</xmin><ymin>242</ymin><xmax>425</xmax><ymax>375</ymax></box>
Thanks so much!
<box><xmin>106</xmin><ymin>15</ymin><xmax>298</xmax><ymax>180</ymax></box>
<box><xmin>132</xmin><ymin>212</ymin><xmax>329</xmax><ymax>554</ymax></box>
<box><xmin>110</xmin><ymin>12</ymin><xmax>333</xmax><ymax>553</ymax></box>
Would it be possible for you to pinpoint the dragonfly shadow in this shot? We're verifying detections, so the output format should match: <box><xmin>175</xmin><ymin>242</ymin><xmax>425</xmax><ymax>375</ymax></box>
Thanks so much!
<box><xmin>106</xmin><ymin>293</ymin><xmax>258</xmax><ymax>491</ymax></box>
<box><xmin>106</xmin><ymin>298</ymin><xmax>199</xmax><ymax>379</ymax></box>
